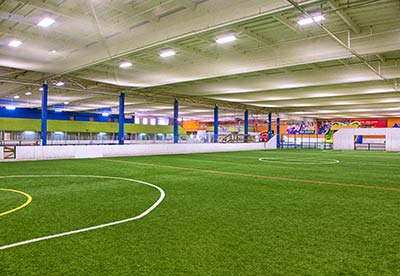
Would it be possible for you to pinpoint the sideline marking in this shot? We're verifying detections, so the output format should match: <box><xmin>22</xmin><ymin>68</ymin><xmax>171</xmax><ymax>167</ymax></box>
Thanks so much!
<box><xmin>258</xmin><ymin>157</ymin><xmax>339</xmax><ymax>165</ymax></box>
<box><xmin>0</xmin><ymin>188</ymin><xmax>32</xmax><ymax>217</ymax></box>
<box><xmin>0</xmin><ymin>175</ymin><xmax>165</xmax><ymax>250</ymax></box>
<box><xmin>101</xmin><ymin>159</ymin><xmax>400</xmax><ymax>192</ymax></box>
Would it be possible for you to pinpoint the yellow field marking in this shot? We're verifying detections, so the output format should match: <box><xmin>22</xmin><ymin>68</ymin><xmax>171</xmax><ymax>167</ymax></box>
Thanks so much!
<box><xmin>101</xmin><ymin>159</ymin><xmax>400</xmax><ymax>192</ymax></box>
<box><xmin>0</xmin><ymin>188</ymin><xmax>32</xmax><ymax>217</ymax></box>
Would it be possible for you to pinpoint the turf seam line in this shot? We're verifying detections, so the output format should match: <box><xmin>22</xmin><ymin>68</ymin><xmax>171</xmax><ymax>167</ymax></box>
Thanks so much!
<box><xmin>0</xmin><ymin>175</ymin><xmax>165</xmax><ymax>250</ymax></box>
<box><xmin>101</xmin><ymin>159</ymin><xmax>400</xmax><ymax>192</ymax></box>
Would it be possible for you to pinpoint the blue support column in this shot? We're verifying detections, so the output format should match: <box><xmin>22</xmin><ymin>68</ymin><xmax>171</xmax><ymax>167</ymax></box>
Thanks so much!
<box><xmin>41</xmin><ymin>83</ymin><xmax>48</xmax><ymax>146</ymax></box>
<box><xmin>173</xmin><ymin>99</ymin><xmax>179</xmax><ymax>144</ymax></box>
<box><xmin>244</xmin><ymin>110</ymin><xmax>249</xmax><ymax>142</ymax></box>
<box><xmin>118</xmin><ymin>93</ymin><xmax>125</xmax><ymax>145</ymax></box>
<box><xmin>214</xmin><ymin>105</ymin><xmax>219</xmax><ymax>143</ymax></box>
<box><xmin>276</xmin><ymin>116</ymin><xmax>281</xmax><ymax>148</ymax></box>
<box><xmin>268</xmin><ymin>113</ymin><xmax>272</xmax><ymax>140</ymax></box>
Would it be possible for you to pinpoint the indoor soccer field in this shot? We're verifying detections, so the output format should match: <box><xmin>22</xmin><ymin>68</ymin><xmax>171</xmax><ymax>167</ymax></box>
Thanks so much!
<box><xmin>1</xmin><ymin>150</ymin><xmax>399</xmax><ymax>276</ymax></box>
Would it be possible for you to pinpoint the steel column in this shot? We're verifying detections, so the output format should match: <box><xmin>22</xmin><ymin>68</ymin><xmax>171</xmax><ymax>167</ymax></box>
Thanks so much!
<box><xmin>268</xmin><ymin>113</ymin><xmax>272</xmax><ymax>140</ymax></box>
<box><xmin>276</xmin><ymin>116</ymin><xmax>281</xmax><ymax>148</ymax></box>
<box><xmin>118</xmin><ymin>93</ymin><xmax>125</xmax><ymax>145</ymax></box>
<box><xmin>173</xmin><ymin>99</ymin><xmax>179</xmax><ymax>143</ymax></box>
<box><xmin>214</xmin><ymin>105</ymin><xmax>219</xmax><ymax>143</ymax></box>
<box><xmin>41</xmin><ymin>83</ymin><xmax>48</xmax><ymax>146</ymax></box>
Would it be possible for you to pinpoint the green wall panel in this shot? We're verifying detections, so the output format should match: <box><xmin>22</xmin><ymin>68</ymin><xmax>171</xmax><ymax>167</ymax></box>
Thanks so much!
<box><xmin>0</xmin><ymin>118</ymin><xmax>186</xmax><ymax>135</ymax></box>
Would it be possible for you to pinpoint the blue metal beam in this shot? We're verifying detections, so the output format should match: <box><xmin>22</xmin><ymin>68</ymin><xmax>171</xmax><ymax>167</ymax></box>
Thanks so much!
<box><xmin>41</xmin><ymin>83</ymin><xmax>48</xmax><ymax>146</ymax></box>
<box><xmin>214</xmin><ymin>105</ymin><xmax>219</xmax><ymax>143</ymax></box>
<box><xmin>244</xmin><ymin>110</ymin><xmax>249</xmax><ymax>134</ymax></box>
<box><xmin>244</xmin><ymin>109</ymin><xmax>248</xmax><ymax>142</ymax></box>
<box><xmin>268</xmin><ymin>113</ymin><xmax>272</xmax><ymax>140</ymax></box>
<box><xmin>276</xmin><ymin>116</ymin><xmax>281</xmax><ymax>148</ymax></box>
<box><xmin>173</xmin><ymin>99</ymin><xmax>179</xmax><ymax>143</ymax></box>
<box><xmin>118</xmin><ymin>93</ymin><xmax>125</xmax><ymax>145</ymax></box>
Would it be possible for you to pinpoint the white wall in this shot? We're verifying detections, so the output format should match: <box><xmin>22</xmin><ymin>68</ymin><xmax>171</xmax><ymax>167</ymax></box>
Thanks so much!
<box><xmin>333</xmin><ymin>128</ymin><xmax>400</xmax><ymax>151</ymax></box>
<box><xmin>2</xmin><ymin>136</ymin><xmax>277</xmax><ymax>161</ymax></box>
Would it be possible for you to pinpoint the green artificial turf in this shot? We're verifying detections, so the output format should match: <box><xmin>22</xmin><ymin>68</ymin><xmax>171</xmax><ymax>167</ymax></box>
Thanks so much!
<box><xmin>0</xmin><ymin>149</ymin><xmax>399</xmax><ymax>276</ymax></box>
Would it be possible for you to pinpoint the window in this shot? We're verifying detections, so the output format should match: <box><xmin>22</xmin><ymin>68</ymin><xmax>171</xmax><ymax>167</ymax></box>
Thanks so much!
<box><xmin>134</xmin><ymin>117</ymin><xmax>140</xmax><ymax>124</ymax></box>
<box><xmin>142</xmin><ymin>118</ymin><xmax>148</xmax><ymax>125</ymax></box>
<box><xmin>157</xmin><ymin>118</ymin><xmax>169</xmax><ymax>125</ymax></box>
<box><xmin>150</xmin><ymin>118</ymin><xmax>156</xmax><ymax>125</ymax></box>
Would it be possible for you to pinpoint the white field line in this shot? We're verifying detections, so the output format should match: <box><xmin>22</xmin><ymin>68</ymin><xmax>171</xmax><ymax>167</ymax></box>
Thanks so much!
<box><xmin>189</xmin><ymin>153</ymin><xmax>339</xmax><ymax>165</ymax></box>
<box><xmin>190</xmin><ymin>153</ymin><xmax>400</xmax><ymax>168</ymax></box>
<box><xmin>0</xmin><ymin>175</ymin><xmax>165</xmax><ymax>250</ymax></box>
<box><xmin>258</xmin><ymin>157</ymin><xmax>340</xmax><ymax>165</ymax></box>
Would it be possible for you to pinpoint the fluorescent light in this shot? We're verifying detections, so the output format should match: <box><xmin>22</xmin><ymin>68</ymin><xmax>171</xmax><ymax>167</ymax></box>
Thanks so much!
<box><xmin>39</xmin><ymin>87</ymin><xmax>43</xmax><ymax>91</ymax></box>
<box><xmin>216</xmin><ymin>34</ymin><xmax>237</xmax><ymax>44</ymax></box>
<box><xmin>298</xmin><ymin>18</ymin><xmax>313</xmax><ymax>25</ymax></box>
<box><xmin>64</xmin><ymin>101</ymin><xmax>70</xmax><ymax>105</ymax></box>
<box><xmin>13</xmin><ymin>95</ymin><xmax>20</xmax><ymax>99</ymax></box>
<box><xmin>38</xmin><ymin>17</ymin><xmax>55</xmax><ymax>28</ymax></box>
<box><xmin>119</xmin><ymin>61</ymin><xmax>132</xmax><ymax>68</ymax></box>
<box><xmin>25</xmin><ymin>92</ymin><xmax>32</xmax><ymax>96</ymax></box>
<box><xmin>55</xmin><ymin>81</ymin><xmax>64</xmax><ymax>86</ymax></box>
<box><xmin>334</xmin><ymin>101</ymin><xmax>353</xmax><ymax>105</ymax></box>
<box><xmin>313</xmin><ymin>15</ymin><xmax>325</xmax><ymax>22</ymax></box>
<box><xmin>160</xmin><ymin>49</ymin><xmax>176</xmax><ymax>58</ymax></box>
<box><xmin>8</xmin><ymin>40</ymin><xmax>22</xmax><ymax>48</ymax></box>
<box><xmin>298</xmin><ymin>15</ymin><xmax>325</xmax><ymax>26</ymax></box>
<box><xmin>51</xmin><ymin>50</ymin><xmax>57</xmax><ymax>54</ymax></box>
<box><xmin>102</xmin><ymin>112</ymin><xmax>109</xmax><ymax>117</ymax></box>
<box><xmin>5</xmin><ymin>105</ymin><xmax>16</xmax><ymax>110</ymax></box>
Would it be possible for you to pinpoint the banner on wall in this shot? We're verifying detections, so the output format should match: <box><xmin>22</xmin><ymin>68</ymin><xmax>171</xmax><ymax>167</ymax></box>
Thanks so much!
<box><xmin>318</xmin><ymin>120</ymin><xmax>350</xmax><ymax>134</ymax></box>
<box><xmin>286</xmin><ymin>121</ymin><xmax>315</xmax><ymax>134</ymax></box>
<box><xmin>318</xmin><ymin>119</ymin><xmax>387</xmax><ymax>134</ymax></box>
<box><xmin>356</xmin><ymin>120</ymin><xmax>387</xmax><ymax>128</ymax></box>
<box><xmin>388</xmin><ymin>118</ymin><xmax>400</xmax><ymax>128</ymax></box>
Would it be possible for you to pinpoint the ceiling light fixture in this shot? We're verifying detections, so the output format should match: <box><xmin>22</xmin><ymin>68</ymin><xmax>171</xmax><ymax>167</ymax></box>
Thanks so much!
<box><xmin>160</xmin><ymin>49</ymin><xmax>176</xmax><ymax>58</ymax></box>
<box><xmin>38</xmin><ymin>17</ymin><xmax>55</xmax><ymax>28</ymax></box>
<box><xmin>216</xmin><ymin>34</ymin><xmax>237</xmax><ymax>44</ymax></box>
<box><xmin>119</xmin><ymin>61</ymin><xmax>133</xmax><ymax>68</ymax></box>
<box><xmin>8</xmin><ymin>40</ymin><xmax>22</xmax><ymax>48</ymax></box>
<box><xmin>64</xmin><ymin>101</ymin><xmax>70</xmax><ymax>105</ymax></box>
<box><xmin>13</xmin><ymin>95</ymin><xmax>20</xmax><ymax>99</ymax></box>
<box><xmin>298</xmin><ymin>14</ymin><xmax>325</xmax><ymax>26</ymax></box>
<box><xmin>55</xmin><ymin>81</ymin><xmax>64</xmax><ymax>86</ymax></box>
<box><xmin>25</xmin><ymin>92</ymin><xmax>32</xmax><ymax>96</ymax></box>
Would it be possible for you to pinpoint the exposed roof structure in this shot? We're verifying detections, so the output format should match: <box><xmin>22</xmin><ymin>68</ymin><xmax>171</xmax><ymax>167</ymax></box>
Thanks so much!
<box><xmin>0</xmin><ymin>0</ymin><xmax>399</xmax><ymax>120</ymax></box>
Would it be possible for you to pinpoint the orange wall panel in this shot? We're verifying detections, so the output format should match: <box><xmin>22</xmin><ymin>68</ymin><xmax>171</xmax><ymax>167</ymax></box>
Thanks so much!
<box><xmin>183</xmin><ymin>120</ymin><xmax>203</xmax><ymax>132</ymax></box>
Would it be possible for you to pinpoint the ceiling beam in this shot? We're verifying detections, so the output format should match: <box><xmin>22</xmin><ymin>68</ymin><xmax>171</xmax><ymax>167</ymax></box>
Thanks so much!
<box><xmin>236</xmin><ymin>26</ymin><xmax>274</xmax><ymax>45</ymax></box>
<box><xmin>15</xmin><ymin>0</ymin><xmax>92</xmax><ymax>23</ymax></box>
<box><xmin>286</xmin><ymin>0</ymin><xmax>386</xmax><ymax>81</ymax></box>
<box><xmin>375</xmin><ymin>54</ymin><xmax>386</xmax><ymax>63</ymax></box>
<box><xmin>328</xmin><ymin>0</ymin><xmax>360</xmax><ymax>34</ymax></box>
<box><xmin>56</xmin><ymin>0</ymin><xmax>320</xmax><ymax>75</ymax></box>
<box><xmin>96</xmin><ymin>0</ymin><xmax>161</xmax><ymax>23</ymax></box>
<box><xmin>0</xmin><ymin>24</ymin><xmax>83</xmax><ymax>50</ymax></box>
<box><xmin>272</xmin><ymin>14</ymin><xmax>301</xmax><ymax>34</ymax></box>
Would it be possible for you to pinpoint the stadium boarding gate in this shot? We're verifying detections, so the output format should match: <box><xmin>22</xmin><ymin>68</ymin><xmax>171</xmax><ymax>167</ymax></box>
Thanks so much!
<box><xmin>280</xmin><ymin>133</ymin><xmax>332</xmax><ymax>150</ymax></box>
